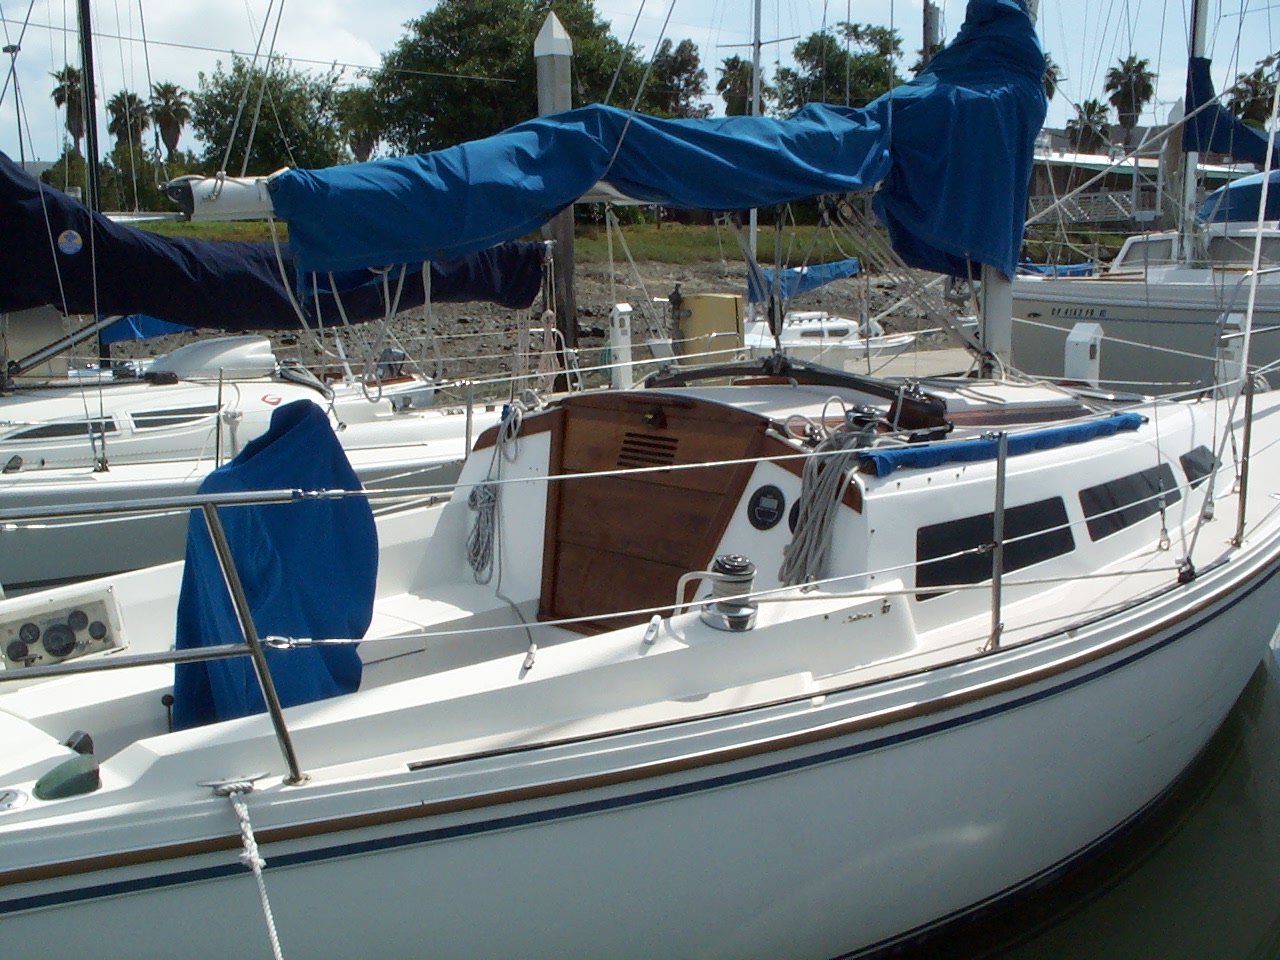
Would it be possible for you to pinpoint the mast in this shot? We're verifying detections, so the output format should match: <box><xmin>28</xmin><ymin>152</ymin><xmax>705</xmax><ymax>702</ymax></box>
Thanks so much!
<box><xmin>749</xmin><ymin>0</ymin><xmax>762</xmax><ymax>261</ymax></box>
<box><xmin>75</xmin><ymin>0</ymin><xmax>99</xmax><ymax>209</ymax></box>
<box><xmin>76</xmin><ymin>0</ymin><xmax>100</xmax><ymax>212</ymax></box>
<box><xmin>1179</xmin><ymin>0</ymin><xmax>1210</xmax><ymax>262</ymax></box>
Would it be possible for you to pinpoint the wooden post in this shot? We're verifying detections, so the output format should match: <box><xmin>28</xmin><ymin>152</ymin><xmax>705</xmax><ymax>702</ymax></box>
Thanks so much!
<box><xmin>535</xmin><ymin>13</ymin><xmax>576</xmax><ymax>351</ymax></box>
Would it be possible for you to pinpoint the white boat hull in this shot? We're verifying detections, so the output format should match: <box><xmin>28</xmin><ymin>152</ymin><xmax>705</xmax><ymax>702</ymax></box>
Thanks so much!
<box><xmin>1</xmin><ymin>545</ymin><xmax>1273</xmax><ymax>958</ymax></box>
<box><xmin>1011</xmin><ymin>272</ymin><xmax>1280</xmax><ymax>389</ymax></box>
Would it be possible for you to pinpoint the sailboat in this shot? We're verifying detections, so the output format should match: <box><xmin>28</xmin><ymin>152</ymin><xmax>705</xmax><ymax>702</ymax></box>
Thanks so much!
<box><xmin>0</xmin><ymin>152</ymin><xmax>548</xmax><ymax>591</ymax></box>
<box><xmin>2</xmin><ymin>4</ymin><xmax>1279</xmax><ymax>957</ymax></box>
<box><xmin>1010</xmin><ymin>0</ymin><xmax>1280</xmax><ymax>391</ymax></box>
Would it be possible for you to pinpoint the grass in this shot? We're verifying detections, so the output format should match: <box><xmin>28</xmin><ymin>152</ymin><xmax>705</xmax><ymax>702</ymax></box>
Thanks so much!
<box><xmin>136</xmin><ymin>219</ymin><xmax>863</xmax><ymax>267</ymax></box>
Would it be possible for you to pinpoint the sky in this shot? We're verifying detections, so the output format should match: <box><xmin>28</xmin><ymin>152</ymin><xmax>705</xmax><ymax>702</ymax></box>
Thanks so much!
<box><xmin>0</xmin><ymin>0</ymin><xmax>1277</xmax><ymax>165</ymax></box>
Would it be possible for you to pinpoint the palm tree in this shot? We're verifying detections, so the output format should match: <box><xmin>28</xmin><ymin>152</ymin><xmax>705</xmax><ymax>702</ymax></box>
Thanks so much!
<box><xmin>1043</xmin><ymin>53</ymin><xmax>1062</xmax><ymax>101</ymax></box>
<box><xmin>1103</xmin><ymin>54</ymin><xmax>1156</xmax><ymax>146</ymax></box>
<box><xmin>1066</xmin><ymin>98</ymin><xmax>1111</xmax><ymax>154</ymax></box>
<box><xmin>1227</xmin><ymin>55</ymin><xmax>1278</xmax><ymax>130</ymax></box>
<box><xmin>50</xmin><ymin>65</ymin><xmax>85</xmax><ymax>151</ymax></box>
<box><xmin>336</xmin><ymin>86</ymin><xmax>380</xmax><ymax>163</ymax></box>
<box><xmin>717</xmin><ymin>55</ymin><xmax>769</xmax><ymax>116</ymax></box>
<box><xmin>107</xmin><ymin>90</ymin><xmax>150</xmax><ymax>147</ymax></box>
<box><xmin>149</xmin><ymin>81</ymin><xmax>191</xmax><ymax>159</ymax></box>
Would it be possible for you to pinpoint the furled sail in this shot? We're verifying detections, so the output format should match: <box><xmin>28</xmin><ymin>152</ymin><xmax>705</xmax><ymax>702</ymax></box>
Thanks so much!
<box><xmin>268</xmin><ymin>0</ymin><xmax>1046</xmax><ymax>281</ymax></box>
<box><xmin>0</xmin><ymin>151</ymin><xmax>546</xmax><ymax>330</ymax></box>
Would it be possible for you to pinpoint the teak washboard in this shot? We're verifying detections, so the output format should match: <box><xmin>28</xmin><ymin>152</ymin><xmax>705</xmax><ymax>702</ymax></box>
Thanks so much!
<box><xmin>538</xmin><ymin>392</ymin><xmax>768</xmax><ymax>633</ymax></box>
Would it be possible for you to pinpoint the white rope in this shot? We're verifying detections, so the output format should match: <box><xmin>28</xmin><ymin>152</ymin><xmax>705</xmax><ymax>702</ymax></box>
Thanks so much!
<box><xmin>215</xmin><ymin>782</ymin><xmax>285</xmax><ymax>960</ymax></box>
<box><xmin>466</xmin><ymin>403</ymin><xmax>524</xmax><ymax>582</ymax></box>
<box><xmin>778</xmin><ymin>428</ymin><xmax>867</xmax><ymax>586</ymax></box>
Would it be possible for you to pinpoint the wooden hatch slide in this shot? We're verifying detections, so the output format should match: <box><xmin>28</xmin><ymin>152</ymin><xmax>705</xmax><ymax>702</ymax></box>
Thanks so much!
<box><xmin>539</xmin><ymin>392</ymin><xmax>769</xmax><ymax>633</ymax></box>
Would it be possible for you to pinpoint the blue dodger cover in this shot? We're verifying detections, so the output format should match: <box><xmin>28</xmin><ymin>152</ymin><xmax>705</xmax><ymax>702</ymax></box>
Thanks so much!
<box><xmin>269</xmin><ymin>0</ymin><xmax>1045</xmax><ymax>281</ymax></box>
<box><xmin>857</xmin><ymin>413</ymin><xmax>1145</xmax><ymax>478</ymax></box>
<box><xmin>172</xmin><ymin>400</ymin><xmax>375</xmax><ymax>729</ymax></box>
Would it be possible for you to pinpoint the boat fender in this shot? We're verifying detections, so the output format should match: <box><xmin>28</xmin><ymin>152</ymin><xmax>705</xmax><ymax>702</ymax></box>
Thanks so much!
<box><xmin>33</xmin><ymin>752</ymin><xmax>100</xmax><ymax>801</ymax></box>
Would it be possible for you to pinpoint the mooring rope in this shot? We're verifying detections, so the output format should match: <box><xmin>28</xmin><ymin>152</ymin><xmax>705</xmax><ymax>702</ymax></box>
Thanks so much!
<box><xmin>214</xmin><ymin>780</ymin><xmax>285</xmax><ymax>960</ymax></box>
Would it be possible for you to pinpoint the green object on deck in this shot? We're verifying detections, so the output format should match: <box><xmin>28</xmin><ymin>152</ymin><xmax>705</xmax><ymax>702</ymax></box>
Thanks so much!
<box><xmin>34</xmin><ymin>752</ymin><xmax>100</xmax><ymax>800</ymax></box>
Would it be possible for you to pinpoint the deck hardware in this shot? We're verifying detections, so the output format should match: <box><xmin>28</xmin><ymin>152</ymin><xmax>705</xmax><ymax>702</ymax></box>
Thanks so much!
<box><xmin>642</xmin><ymin>614</ymin><xmax>661</xmax><ymax>645</ymax></box>
<box><xmin>1234</xmin><ymin>375</ymin><xmax>1256</xmax><ymax>547</ymax></box>
<box><xmin>522</xmin><ymin>644</ymin><xmax>538</xmax><ymax>672</ymax></box>
<box><xmin>698</xmin><ymin>555</ymin><xmax>759</xmax><ymax>632</ymax></box>
<box><xmin>987</xmin><ymin>432</ymin><xmax>1008</xmax><ymax>651</ymax></box>
<box><xmin>201</xmin><ymin>503</ymin><xmax>308</xmax><ymax>786</ymax></box>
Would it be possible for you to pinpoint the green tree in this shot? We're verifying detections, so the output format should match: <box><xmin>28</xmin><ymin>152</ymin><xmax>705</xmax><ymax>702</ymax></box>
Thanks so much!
<box><xmin>1103</xmin><ymin>54</ymin><xmax>1156</xmax><ymax>146</ymax></box>
<box><xmin>335</xmin><ymin>85</ymin><xmax>381</xmax><ymax>162</ymax></box>
<box><xmin>1227</xmin><ymin>55</ymin><xmax>1278</xmax><ymax>129</ymax></box>
<box><xmin>645</xmin><ymin>38</ymin><xmax>710</xmax><ymax>118</ymax></box>
<box><xmin>716</xmin><ymin>55</ymin><xmax>773</xmax><ymax>116</ymax></box>
<box><xmin>374</xmin><ymin>0</ymin><xmax>644</xmax><ymax>155</ymax></box>
<box><xmin>1043</xmin><ymin>53</ymin><xmax>1062</xmax><ymax>101</ymax></box>
<box><xmin>50</xmin><ymin>65</ymin><xmax>86</xmax><ymax>151</ymax></box>
<box><xmin>150</xmin><ymin>81</ymin><xmax>192</xmax><ymax>159</ymax></box>
<box><xmin>1066</xmin><ymin>98</ymin><xmax>1111</xmax><ymax>153</ymax></box>
<box><xmin>191</xmin><ymin>55</ymin><xmax>348</xmax><ymax>174</ymax></box>
<box><xmin>775</xmin><ymin>23</ymin><xmax>903</xmax><ymax>113</ymax></box>
<box><xmin>106</xmin><ymin>90</ymin><xmax>150</xmax><ymax>147</ymax></box>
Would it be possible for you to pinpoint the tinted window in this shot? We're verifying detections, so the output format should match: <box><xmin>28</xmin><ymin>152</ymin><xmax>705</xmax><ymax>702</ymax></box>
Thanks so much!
<box><xmin>132</xmin><ymin>405</ymin><xmax>220</xmax><ymax>430</ymax></box>
<box><xmin>1079</xmin><ymin>463</ymin><xmax>1181</xmax><ymax>541</ymax></box>
<box><xmin>5</xmin><ymin>419</ymin><xmax>117</xmax><ymax>441</ymax></box>
<box><xmin>916</xmin><ymin>497</ymin><xmax>1075</xmax><ymax>600</ymax></box>
<box><xmin>1180</xmin><ymin>446</ymin><xmax>1216</xmax><ymax>489</ymax></box>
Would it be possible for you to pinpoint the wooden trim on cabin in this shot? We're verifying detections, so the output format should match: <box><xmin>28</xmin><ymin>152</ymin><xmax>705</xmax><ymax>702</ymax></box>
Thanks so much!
<box><xmin>757</xmin><ymin>433</ymin><xmax>863</xmax><ymax>513</ymax></box>
<box><xmin>537</xmin><ymin>392</ymin><xmax>771</xmax><ymax>632</ymax></box>
<box><xmin>472</xmin><ymin>407</ymin><xmax>560</xmax><ymax>452</ymax></box>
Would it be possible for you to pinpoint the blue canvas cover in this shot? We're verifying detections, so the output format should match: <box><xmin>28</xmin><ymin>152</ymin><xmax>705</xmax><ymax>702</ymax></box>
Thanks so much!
<box><xmin>857</xmin><ymin>413</ymin><xmax>1143</xmax><ymax>478</ymax></box>
<box><xmin>746</xmin><ymin>258</ymin><xmax>860</xmax><ymax>304</ymax></box>
<box><xmin>171</xmin><ymin>400</ymin><xmax>375</xmax><ymax>729</ymax></box>
<box><xmin>1017</xmin><ymin>260</ymin><xmax>1095</xmax><ymax>277</ymax></box>
<box><xmin>100</xmin><ymin>314</ymin><xmax>192</xmax><ymax>345</ymax></box>
<box><xmin>1183</xmin><ymin>57</ymin><xmax>1280</xmax><ymax>167</ymax></box>
<box><xmin>269</xmin><ymin>0</ymin><xmax>1045</xmax><ymax>281</ymax></box>
<box><xmin>0</xmin><ymin>151</ymin><xmax>545</xmax><ymax>330</ymax></box>
<box><xmin>1198</xmin><ymin>169</ymin><xmax>1280</xmax><ymax>223</ymax></box>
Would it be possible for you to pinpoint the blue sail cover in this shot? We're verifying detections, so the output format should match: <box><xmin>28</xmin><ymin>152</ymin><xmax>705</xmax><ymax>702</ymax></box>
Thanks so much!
<box><xmin>1183</xmin><ymin>57</ymin><xmax>1280</xmax><ymax>167</ymax></box>
<box><xmin>0</xmin><ymin>151</ymin><xmax>545</xmax><ymax>330</ymax></box>
<box><xmin>172</xmin><ymin>400</ymin><xmax>375</xmax><ymax>729</ymax></box>
<box><xmin>746</xmin><ymin>258</ymin><xmax>860</xmax><ymax>304</ymax></box>
<box><xmin>1198</xmin><ymin>169</ymin><xmax>1280</xmax><ymax>223</ymax></box>
<box><xmin>269</xmin><ymin>0</ymin><xmax>1046</xmax><ymax>281</ymax></box>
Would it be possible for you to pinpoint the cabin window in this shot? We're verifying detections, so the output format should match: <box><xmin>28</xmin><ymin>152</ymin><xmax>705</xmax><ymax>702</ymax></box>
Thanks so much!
<box><xmin>915</xmin><ymin>497</ymin><xmax>1074</xmax><ymax>600</ymax></box>
<box><xmin>1114</xmin><ymin>237</ymin><xmax>1176</xmax><ymax>270</ymax></box>
<box><xmin>131</xmin><ymin>405</ymin><xmax>221</xmax><ymax>430</ymax></box>
<box><xmin>1179</xmin><ymin>446</ymin><xmax>1216</xmax><ymax>489</ymax></box>
<box><xmin>1079</xmin><ymin>464</ymin><xmax>1181</xmax><ymax>541</ymax></box>
<box><xmin>4</xmin><ymin>418</ymin><xmax>117</xmax><ymax>441</ymax></box>
<box><xmin>1207</xmin><ymin>235</ymin><xmax>1280</xmax><ymax>266</ymax></box>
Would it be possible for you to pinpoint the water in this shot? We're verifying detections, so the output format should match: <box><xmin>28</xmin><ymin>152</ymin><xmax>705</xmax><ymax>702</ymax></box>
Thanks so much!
<box><xmin>898</xmin><ymin>647</ymin><xmax>1280</xmax><ymax>960</ymax></box>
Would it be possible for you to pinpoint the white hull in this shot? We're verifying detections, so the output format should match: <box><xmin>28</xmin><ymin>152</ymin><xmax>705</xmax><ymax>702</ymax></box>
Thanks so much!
<box><xmin>744</xmin><ymin>316</ymin><xmax>917</xmax><ymax>372</ymax></box>
<box><xmin>1011</xmin><ymin>271</ymin><xmax>1280</xmax><ymax>390</ymax></box>
<box><xmin>0</xmin><ymin>563</ymin><xmax>1272</xmax><ymax>959</ymax></box>
<box><xmin>2</xmin><ymin>375</ymin><xmax>1278</xmax><ymax>957</ymax></box>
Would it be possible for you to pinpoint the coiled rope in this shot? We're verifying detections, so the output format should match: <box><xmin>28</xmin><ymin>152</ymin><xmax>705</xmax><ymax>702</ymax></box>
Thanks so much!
<box><xmin>467</xmin><ymin>402</ymin><xmax>526</xmax><ymax>583</ymax></box>
<box><xmin>779</xmin><ymin>430</ymin><xmax>868</xmax><ymax>586</ymax></box>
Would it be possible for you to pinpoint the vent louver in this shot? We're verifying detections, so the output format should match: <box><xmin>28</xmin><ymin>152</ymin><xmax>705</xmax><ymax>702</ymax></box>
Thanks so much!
<box><xmin>618</xmin><ymin>432</ymin><xmax>678</xmax><ymax>468</ymax></box>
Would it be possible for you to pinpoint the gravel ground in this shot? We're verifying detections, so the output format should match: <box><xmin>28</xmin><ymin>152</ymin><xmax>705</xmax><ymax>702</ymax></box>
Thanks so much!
<box><xmin>120</xmin><ymin>259</ymin><xmax>962</xmax><ymax>400</ymax></box>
